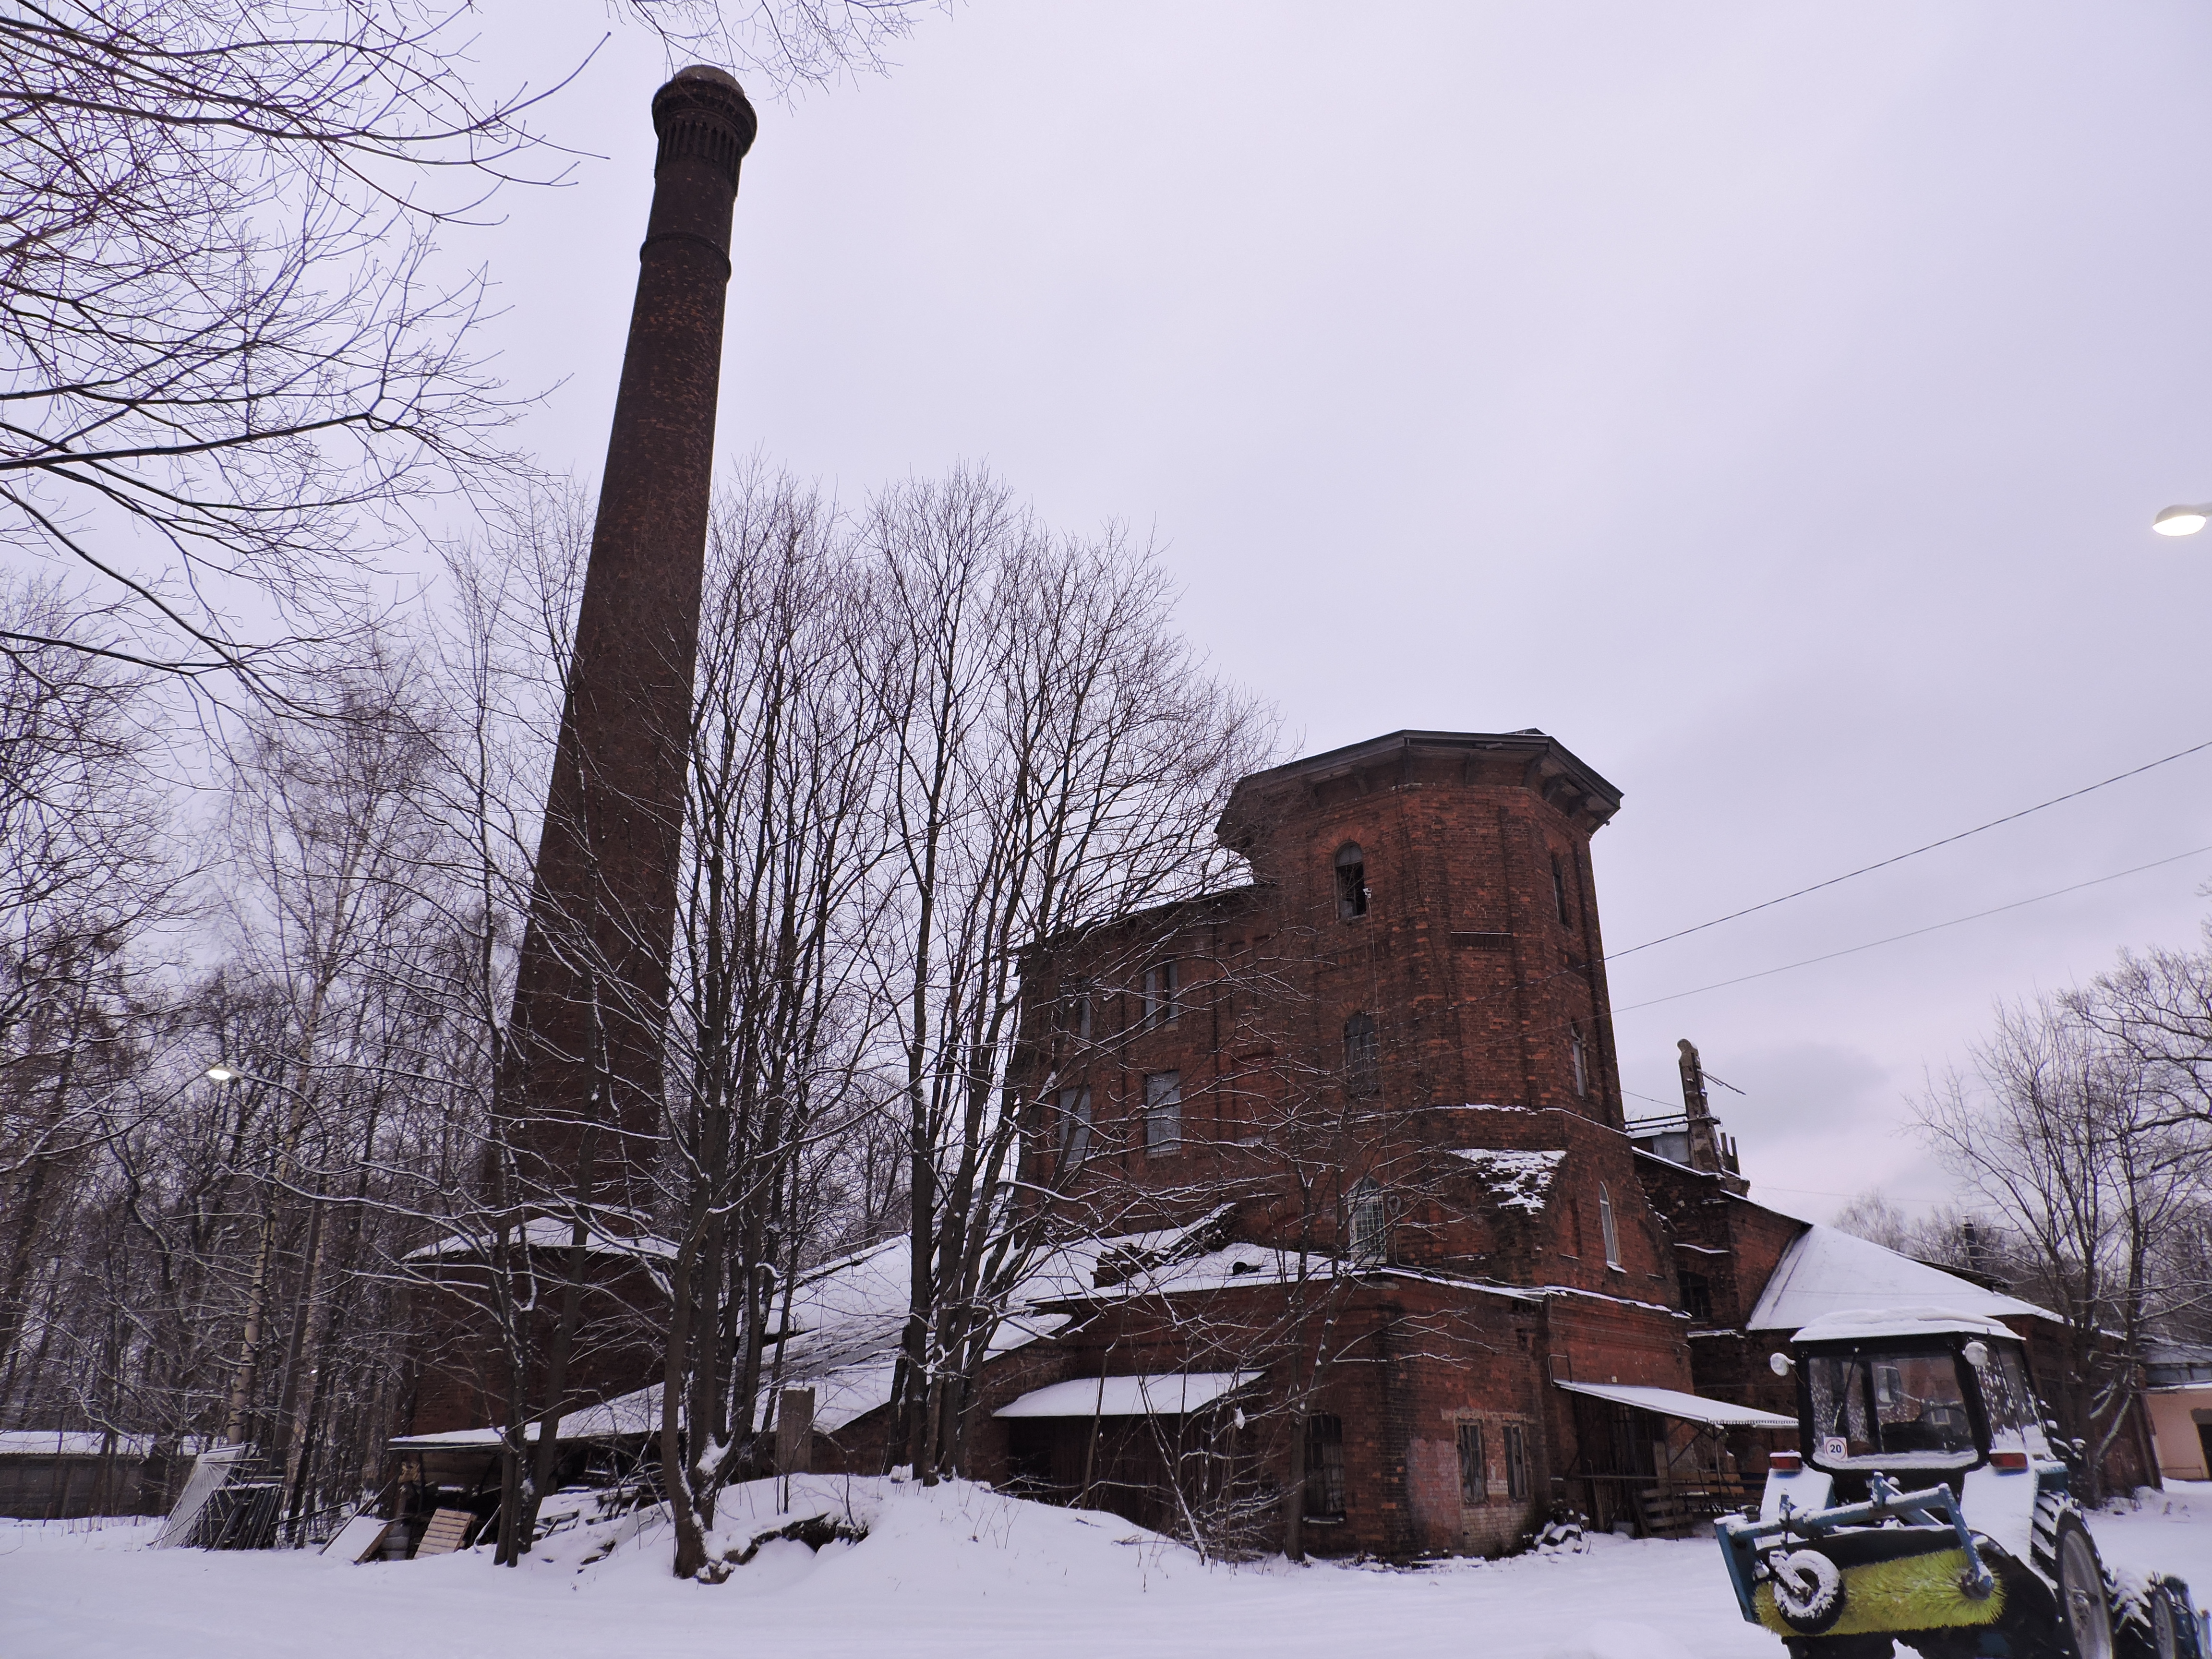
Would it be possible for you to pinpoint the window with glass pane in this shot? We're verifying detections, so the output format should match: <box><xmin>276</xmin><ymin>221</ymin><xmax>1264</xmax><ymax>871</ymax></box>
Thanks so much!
<box><xmin>1457</xmin><ymin>1422</ymin><xmax>1488</xmax><ymax>1505</ymax></box>
<box><xmin>1569</xmin><ymin>1022</ymin><xmax>1588</xmax><ymax>1097</ymax></box>
<box><xmin>1144</xmin><ymin>1071</ymin><xmax>1181</xmax><ymax>1154</ymax></box>
<box><xmin>1142</xmin><ymin>960</ymin><xmax>1179</xmax><ymax>1028</ymax></box>
<box><xmin>1348</xmin><ymin>1177</ymin><xmax>1385</xmax><ymax>1266</ymax></box>
<box><xmin>1599</xmin><ymin>1182</ymin><xmax>1621</xmax><ymax>1268</ymax></box>
<box><xmin>1342</xmin><ymin>1012</ymin><xmax>1379</xmax><ymax>1096</ymax></box>
<box><xmin>1805</xmin><ymin>1345</ymin><xmax>1978</xmax><ymax>1467</ymax></box>
<box><xmin>1058</xmin><ymin>1086</ymin><xmax>1092</xmax><ymax>1169</ymax></box>
<box><xmin>1503</xmin><ymin>1422</ymin><xmax>1528</xmax><ymax>1501</ymax></box>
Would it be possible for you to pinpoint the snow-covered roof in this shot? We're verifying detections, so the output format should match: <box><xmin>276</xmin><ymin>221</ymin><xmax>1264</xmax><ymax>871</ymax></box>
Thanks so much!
<box><xmin>1552</xmin><ymin>1381</ymin><xmax>1795</xmax><ymax>1429</ymax></box>
<box><xmin>1790</xmin><ymin>1307</ymin><xmax>2020</xmax><ymax>1346</ymax></box>
<box><xmin>993</xmin><ymin>1371</ymin><xmax>1261</xmax><ymax>1419</ymax></box>
<box><xmin>1745</xmin><ymin>1224</ymin><xmax>2053</xmax><ymax>1333</ymax></box>
<box><xmin>403</xmin><ymin>1216</ymin><xmax>678</xmax><ymax>1263</ymax></box>
<box><xmin>1450</xmin><ymin>1148</ymin><xmax>1565</xmax><ymax>1213</ymax></box>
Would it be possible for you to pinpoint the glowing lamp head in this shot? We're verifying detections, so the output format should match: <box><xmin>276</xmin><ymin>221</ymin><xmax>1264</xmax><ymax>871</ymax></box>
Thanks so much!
<box><xmin>2153</xmin><ymin>505</ymin><xmax>2210</xmax><ymax>537</ymax></box>
<box><xmin>204</xmin><ymin>1062</ymin><xmax>243</xmax><ymax>1084</ymax></box>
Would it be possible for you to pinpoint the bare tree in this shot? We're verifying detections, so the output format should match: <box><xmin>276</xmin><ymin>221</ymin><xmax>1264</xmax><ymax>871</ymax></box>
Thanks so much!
<box><xmin>1919</xmin><ymin>992</ymin><xmax>2202</xmax><ymax>1501</ymax></box>
<box><xmin>0</xmin><ymin>1</ymin><xmax>577</xmax><ymax>688</ymax></box>
<box><xmin>862</xmin><ymin>466</ymin><xmax>1270</xmax><ymax>1487</ymax></box>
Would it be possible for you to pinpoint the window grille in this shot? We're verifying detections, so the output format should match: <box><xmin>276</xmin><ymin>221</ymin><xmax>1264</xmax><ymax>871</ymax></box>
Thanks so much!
<box><xmin>1457</xmin><ymin>1421</ymin><xmax>1488</xmax><ymax>1505</ymax></box>
<box><xmin>1334</xmin><ymin>843</ymin><xmax>1368</xmax><ymax>920</ymax></box>
<box><xmin>1058</xmin><ymin>1086</ymin><xmax>1092</xmax><ymax>1169</ymax></box>
<box><xmin>1304</xmin><ymin>1414</ymin><xmax>1346</xmax><ymax>1519</ymax></box>
<box><xmin>1342</xmin><ymin>1011</ymin><xmax>1380</xmax><ymax>1096</ymax></box>
<box><xmin>1503</xmin><ymin>1422</ymin><xmax>1528</xmax><ymax>1501</ymax></box>
<box><xmin>1144</xmin><ymin>1071</ymin><xmax>1181</xmax><ymax>1154</ymax></box>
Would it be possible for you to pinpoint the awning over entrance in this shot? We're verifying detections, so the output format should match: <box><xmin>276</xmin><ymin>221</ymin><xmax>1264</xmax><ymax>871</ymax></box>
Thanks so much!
<box><xmin>1553</xmin><ymin>1380</ymin><xmax>1794</xmax><ymax>1429</ymax></box>
<box><xmin>994</xmin><ymin>1371</ymin><xmax>1260</xmax><ymax>1419</ymax></box>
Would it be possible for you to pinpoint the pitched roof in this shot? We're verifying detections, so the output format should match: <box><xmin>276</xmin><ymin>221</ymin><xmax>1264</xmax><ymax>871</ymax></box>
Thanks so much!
<box><xmin>1745</xmin><ymin>1223</ymin><xmax>2053</xmax><ymax>1333</ymax></box>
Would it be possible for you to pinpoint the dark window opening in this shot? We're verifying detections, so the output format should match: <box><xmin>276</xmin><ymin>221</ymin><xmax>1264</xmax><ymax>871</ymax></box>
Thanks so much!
<box><xmin>1457</xmin><ymin>1421</ymin><xmax>1488</xmax><ymax>1505</ymax></box>
<box><xmin>1334</xmin><ymin>843</ymin><xmax>1368</xmax><ymax>920</ymax></box>
<box><xmin>1569</xmin><ymin>1022</ymin><xmax>1588</xmax><ymax>1098</ymax></box>
<box><xmin>1503</xmin><ymin>1422</ymin><xmax>1529</xmax><ymax>1502</ymax></box>
<box><xmin>1304</xmin><ymin>1414</ymin><xmax>1346</xmax><ymax>1519</ymax></box>
<box><xmin>1342</xmin><ymin>1011</ymin><xmax>1380</xmax><ymax>1096</ymax></box>
<box><xmin>1142</xmin><ymin>960</ymin><xmax>1179</xmax><ymax>1028</ymax></box>
<box><xmin>1144</xmin><ymin>1070</ymin><xmax>1182</xmax><ymax>1154</ymax></box>
<box><xmin>1680</xmin><ymin>1270</ymin><xmax>1712</xmax><ymax>1322</ymax></box>
<box><xmin>1551</xmin><ymin>854</ymin><xmax>1571</xmax><ymax>925</ymax></box>
<box><xmin>1059</xmin><ymin>980</ymin><xmax>1093</xmax><ymax>1042</ymax></box>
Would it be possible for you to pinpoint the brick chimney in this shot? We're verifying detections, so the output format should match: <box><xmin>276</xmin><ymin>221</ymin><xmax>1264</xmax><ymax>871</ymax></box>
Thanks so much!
<box><xmin>503</xmin><ymin>67</ymin><xmax>757</xmax><ymax>1218</ymax></box>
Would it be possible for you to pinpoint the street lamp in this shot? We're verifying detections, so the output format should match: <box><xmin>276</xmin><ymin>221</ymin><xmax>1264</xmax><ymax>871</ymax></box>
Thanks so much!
<box><xmin>204</xmin><ymin>1061</ymin><xmax>244</xmax><ymax>1084</ymax></box>
<box><xmin>2153</xmin><ymin>504</ymin><xmax>2211</xmax><ymax>536</ymax></box>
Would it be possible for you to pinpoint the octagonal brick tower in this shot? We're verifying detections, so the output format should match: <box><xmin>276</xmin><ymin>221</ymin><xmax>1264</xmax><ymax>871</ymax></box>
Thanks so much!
<box><xmin>1216</xmin><ymin>728</ymin><xmax>1625</xmax><ymax>1123</ymax></box>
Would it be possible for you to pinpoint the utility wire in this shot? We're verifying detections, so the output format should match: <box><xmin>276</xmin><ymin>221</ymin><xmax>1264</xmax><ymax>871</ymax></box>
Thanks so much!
<box><xmin>1613</xmin><ymin>841</ymin><xmax>2212</xmax><ymax>1015</ymax></box>
<box><xmin>1609</xmin><ymin>735</ymin><xmax>2212</xmax><ymax>963</ymax></box>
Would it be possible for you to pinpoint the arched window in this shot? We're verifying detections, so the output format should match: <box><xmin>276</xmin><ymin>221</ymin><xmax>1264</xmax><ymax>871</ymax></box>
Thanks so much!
<box><xmin>1342</xmin><ymin>1011</ymin><xmax>1380</xmax><ymax>1096</ymax></box>
<box><xmin>1599</xmin><ymin>1182</ymin><xmax>1621</xmax><ymax>1270</ymax></box>
<box><xmin>1334</xmin><ymin>842</ymin><xmax>1368</xmax><ymax>920</ymax></box>
<box><xmin>1348</xmin><ymin>1177</ymin><xmax>1386</xmax><ymax>1267</ymax></box>
<box><xmin>1569</xmin><ymin>1022</ymin><xmax>1588</xmax><ymax>1098</ymax></box>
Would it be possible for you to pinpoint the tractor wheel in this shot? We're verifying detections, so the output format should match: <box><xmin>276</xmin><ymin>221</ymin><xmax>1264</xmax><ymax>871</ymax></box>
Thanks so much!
<box><xmin>2117</xmin><ymin>1577</ymin><xmax>2196</xmax><ymax>1659</ymax></box>
<box><xmin>2054</xmin><ymin>1515</ymin><xmax>2117</xmax><ymax>1659</ymax></box>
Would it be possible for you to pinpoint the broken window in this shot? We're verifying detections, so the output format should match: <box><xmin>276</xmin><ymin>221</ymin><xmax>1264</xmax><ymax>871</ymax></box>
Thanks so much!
<box><xmin>1057</xmin><ymin>1086</ymin><xmax>1092</xmax><ymax>1170</ymax></box>
<box><xmin>1305</xmin><ymin>1414</ymin><xmax>1346</xmax><ymax>1519</ymax></box>
<box><xmin>1342</xmin><ymin>1011</ymin><xmax>1379</xmax><ymax>1096</ymax></box>
<box><xmin>1142</xmin><ymin>959</ymin><xmax>1179</xmax><ymax>1028</ymax></box>
<box><xmin>1551</xmin><ymin>853</ymin><xmax>1571</xmax><ymax>925</ymax></box>
<box><xmin>1502</xmin><ymin>1422</ymin><xmax>1529</xmax><ymax>1502</ymax></box>
<box><xmin>1599</xmin><ymin>1182</ymin><xmax>1621</xmax><ymax>1269</ymax></box>
<box><xmin>1334</xmin><ymin>843</ymin><xmax>1368</xmax><ymax>920</ymax></box>
<box><xmin>1144</xmin><ymin>1070</ymin><xmax>1181</xmax><ymax>1154</ymax></box>
<box><xmin>1569</xmin><ymin>1022</ymin><xmax>1588</xmax><ymax>1098</ymax></box>
<box><xmin>1457</xmin><ymin>1421</ymin><xmax>1488</xmax><ymax>1505</ymax></box>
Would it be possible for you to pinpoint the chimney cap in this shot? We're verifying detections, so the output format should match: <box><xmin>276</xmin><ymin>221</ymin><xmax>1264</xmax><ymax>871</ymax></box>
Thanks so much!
<box><xmin>672</xmin><ymin>63</ymin><xmax>745</xmax><ymax>92</ymax></box>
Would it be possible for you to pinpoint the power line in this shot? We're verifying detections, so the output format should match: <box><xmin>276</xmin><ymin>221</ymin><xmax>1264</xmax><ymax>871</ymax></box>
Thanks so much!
<box><xmin>1613</xmin><ymin>841</ymin><xmax>2212</xmax><ymax>1015</ymax></box>
<box><xmin>1609</xmin><ymin>735</ymin><xmax>2212</xmax><ymax>963</ymax></box>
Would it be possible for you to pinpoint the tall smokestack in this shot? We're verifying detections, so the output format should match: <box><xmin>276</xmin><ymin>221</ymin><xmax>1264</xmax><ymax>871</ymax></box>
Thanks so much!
<box><xmin>504</xmin><ymin>67</ymin><xmax>757</xmax><ymax>1219</ymax></box>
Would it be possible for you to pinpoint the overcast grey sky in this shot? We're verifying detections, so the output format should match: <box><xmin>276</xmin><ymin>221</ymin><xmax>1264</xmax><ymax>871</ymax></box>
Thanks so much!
<box><xmin>452</xmin><ymin>2</ymin><xmax>2212</xmax><ymax>1221</ymax></box>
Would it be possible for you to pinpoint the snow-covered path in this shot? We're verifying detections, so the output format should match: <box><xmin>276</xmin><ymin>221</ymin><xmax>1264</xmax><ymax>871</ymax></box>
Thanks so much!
<box><xmin>8</xmin><ymin>1478</ymin><xmax>2212</xmax><ymax>1659</ymax></box>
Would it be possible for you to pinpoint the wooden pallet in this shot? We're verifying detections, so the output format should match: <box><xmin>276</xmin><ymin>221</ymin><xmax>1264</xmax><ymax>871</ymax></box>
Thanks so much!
<box><xmin>413</xmin><ymin>1507</ymin><xmax>475</xmax><ymax>1558</ymax></box>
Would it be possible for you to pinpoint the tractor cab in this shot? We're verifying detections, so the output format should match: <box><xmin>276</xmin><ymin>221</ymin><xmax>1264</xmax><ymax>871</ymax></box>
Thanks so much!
<box><xmin>1761</xmin><ymin>1309</ymin><xmax>2049</xmax><ymax>1523</ymax></box>
<box><xmin>1718</xmin><ymin>1307</ymin><xmax>2205</xmax><ymax>1659</ymax></box>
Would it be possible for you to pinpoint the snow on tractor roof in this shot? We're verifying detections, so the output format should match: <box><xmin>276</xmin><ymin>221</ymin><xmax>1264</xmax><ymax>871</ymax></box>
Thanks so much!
<box><xmin>1746</xmin><ymin>1224</ymin><xmax>2052</xmax><ymax>1333</ymax></box>
<box><xmin>1791</xmin><ymin>1306</ymin><xmax>2020</xmax><ymax>1346</ymax></box>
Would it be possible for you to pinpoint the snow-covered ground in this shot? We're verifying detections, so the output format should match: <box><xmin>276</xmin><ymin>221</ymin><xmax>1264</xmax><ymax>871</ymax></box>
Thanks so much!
<box><xmin>8</xmin><ymin>1478</ymin><xmax>2212</xmax><ymax>1659</ymax></box>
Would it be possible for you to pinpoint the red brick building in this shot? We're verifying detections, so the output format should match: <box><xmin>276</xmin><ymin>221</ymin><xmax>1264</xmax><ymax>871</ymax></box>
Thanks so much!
<box><xmin>393</xmin><ymin>726</ymin><xmax>2153</xmax><ymax>1557</ymax></box>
